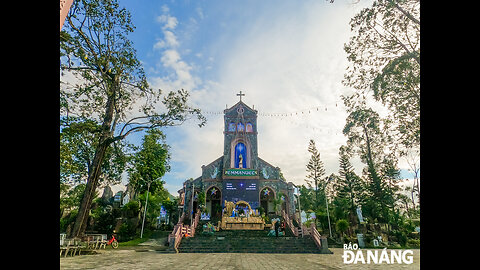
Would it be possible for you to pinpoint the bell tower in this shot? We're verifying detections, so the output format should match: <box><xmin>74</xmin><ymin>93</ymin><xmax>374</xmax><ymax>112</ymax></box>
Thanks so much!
<box><xmin>223</xmin><ymin>92</ymin><xmax>258</xmax><ymax>170</ymax></box>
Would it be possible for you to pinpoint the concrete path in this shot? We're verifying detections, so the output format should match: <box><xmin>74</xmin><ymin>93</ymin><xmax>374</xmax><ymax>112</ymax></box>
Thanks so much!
<box><xmin>60</xmin><ymin>248</ymin><xmax>420</xmax><ymax>269</ymax></box>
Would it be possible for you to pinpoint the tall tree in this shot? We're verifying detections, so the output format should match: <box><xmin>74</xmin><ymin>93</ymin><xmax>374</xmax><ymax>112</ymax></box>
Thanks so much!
<box><xmin>342</xmin><ymin>107</ymin><xmax>395</xmax><ymax>222</ymax></box>
<box><xmin>305</xmin><ymin>139</ymin><xmax>325</xmax><ymax>208</ymax></box>
<box><xmin>298</xmin><ymin>185</ymin><xmax>315</xmax><ymax>213</ymax></box>
<box><xmin>60</xmin><ymin>0</ymin><xmax>205</xmax><ymax>238</ymax></box>
<box><xmin>335</xmin><ymin>145</ymin><xmax>364</xmax><ymax>223</ymax></box>
<box><xmin>343</xmin><ymin>0</ymin><xmax>420</xmax><ymax>150</ymax></box>
<box><xmin>128</xmin><ymin>129</ymin><xmax>171</xmax><ymax>199</ymax></box>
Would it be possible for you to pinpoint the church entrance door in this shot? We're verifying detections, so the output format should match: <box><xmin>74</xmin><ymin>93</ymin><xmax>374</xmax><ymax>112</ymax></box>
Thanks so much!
<box><xmin>260</xmin><ymin>187</ymin><xmax>275</xmax><ymax>215</ymax></box>
<box><xmin>206</xmin><ymin>186</ymin><xmax>222</xmax><ymax>222</ymax></box>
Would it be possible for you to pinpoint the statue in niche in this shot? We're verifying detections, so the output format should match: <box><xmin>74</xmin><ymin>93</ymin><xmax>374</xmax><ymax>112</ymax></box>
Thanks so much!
<box><xmin>238</xmin><ymin>154</ymin><xmax>243</xmax><ymax>168</ymax></box>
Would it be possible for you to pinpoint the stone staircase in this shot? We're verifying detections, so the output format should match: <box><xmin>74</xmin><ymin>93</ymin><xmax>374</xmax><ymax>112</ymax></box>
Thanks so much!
<box><xmin>177</xmin><ymin>229</ymin><xmax>329</xmax><ymax>253</ymax></box>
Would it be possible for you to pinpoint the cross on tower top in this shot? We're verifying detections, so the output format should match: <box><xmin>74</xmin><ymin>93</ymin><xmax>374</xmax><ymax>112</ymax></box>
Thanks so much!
<box><xmin>236</xmin><ymin>91</ymin><xmax>245</xmax><ymax>102</ymax></box>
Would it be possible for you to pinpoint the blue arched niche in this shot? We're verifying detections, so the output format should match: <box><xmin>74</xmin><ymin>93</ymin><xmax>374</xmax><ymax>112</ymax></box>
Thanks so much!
<box><xmin>234</xmin><ymin>142</ymin><xmax>247</xmax><ymax>168</ymax></box>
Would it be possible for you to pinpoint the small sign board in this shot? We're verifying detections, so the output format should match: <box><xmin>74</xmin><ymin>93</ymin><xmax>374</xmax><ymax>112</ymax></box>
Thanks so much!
<box><xmin>223</xmin><ymin>169</ymin><xmax>259</xmax><ymax>179</ymax></box>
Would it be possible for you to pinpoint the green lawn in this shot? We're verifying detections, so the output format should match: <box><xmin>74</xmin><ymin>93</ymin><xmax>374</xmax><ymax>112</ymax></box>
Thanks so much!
<box><xmin>118</xmin><ymin>230</ymin><xmax>170</xmax><ymax>247</ymax></box>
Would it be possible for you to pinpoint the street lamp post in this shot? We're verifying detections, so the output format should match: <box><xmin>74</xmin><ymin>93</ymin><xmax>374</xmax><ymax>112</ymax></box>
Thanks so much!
<box><xmin>190</xmin><ymin>182</ymin><xmax>195</xmax><ymax>226</ymax></box>
<box><xmin>293</xmin><ymin>184</ymin><xmax>303</xmax><ymax>237</ymax></box>
<box><xmin>325</xmin><ymin>176</ymin><xmax>333</xmax><ymax>239</ymax></box>
<box><xmin>140</xmin><ymin>180</ymin><xmax>152</xmax><ymax>239</ymax></box>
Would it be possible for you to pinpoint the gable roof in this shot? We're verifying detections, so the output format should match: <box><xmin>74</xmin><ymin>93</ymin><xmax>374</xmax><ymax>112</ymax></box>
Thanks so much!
<box><xmin>224</xmin><ymin>101</ymin><xmax>257</xmax><ymax>115</ymax></box>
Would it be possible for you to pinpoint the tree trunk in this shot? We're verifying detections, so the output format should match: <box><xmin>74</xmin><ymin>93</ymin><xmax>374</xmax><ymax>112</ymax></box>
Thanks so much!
<box><xmin>70</xmin><ymin>142</ymin><xmax>109</xmax><ymax>237</ymax></box>
<box><xmin>69</xmin><ymin>90</ymin><xmax>116</xmax><ymax>238</ymax></box>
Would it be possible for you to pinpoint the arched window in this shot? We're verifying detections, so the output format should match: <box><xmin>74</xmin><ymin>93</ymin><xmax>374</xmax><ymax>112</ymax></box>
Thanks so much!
<box><xmin>246</xmin><ymin>123</ymin><xmax>253</xmax><ymax>132</ymax></box>
<box><xmin>234</xmin><ymin>142</ymin><xmax>247</xmax><ymax>168</ymax></box>
<box><xmin>237</xmin><ymin>122</ymin><xmax>244</xmax><ymax>132</ymax></box>
<box><xmin>228</xmin><ymin>122</ymin><xmax>236</xmax><ymax>132</ymax></box>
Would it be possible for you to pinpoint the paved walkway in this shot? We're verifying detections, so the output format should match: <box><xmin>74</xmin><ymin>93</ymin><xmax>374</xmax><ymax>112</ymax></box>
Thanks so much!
<box><xmin>60</xmin><ymin>248</ymin><xmax>420</xmax><ymax>269</ymax></box>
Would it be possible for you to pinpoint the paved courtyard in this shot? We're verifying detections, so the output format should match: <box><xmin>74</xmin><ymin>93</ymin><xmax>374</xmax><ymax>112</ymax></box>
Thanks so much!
<box><xmin>60</xmin><ymin>248</ymin><xmax>420</xmax><ymax>269</ymax></box>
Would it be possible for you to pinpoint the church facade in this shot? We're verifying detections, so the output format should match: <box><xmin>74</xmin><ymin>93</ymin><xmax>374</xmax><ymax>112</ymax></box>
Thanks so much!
<box><xmin>178</xmin><ymin>98</ymin><xmax>296</xmax><ymax>221</ymax></box>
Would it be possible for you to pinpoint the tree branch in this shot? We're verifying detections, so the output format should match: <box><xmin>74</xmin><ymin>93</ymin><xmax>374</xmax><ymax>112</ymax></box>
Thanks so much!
<box><xmin>390</xmin><ymin>0</ymin><xmax>420</xmax><ymax>25</ymax></box>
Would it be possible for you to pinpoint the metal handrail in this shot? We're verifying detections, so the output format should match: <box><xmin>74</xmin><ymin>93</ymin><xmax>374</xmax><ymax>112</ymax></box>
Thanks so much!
<box><xmin>309</xmin><ymin>223</ymin><xmax>322</xmax><ymax>249</ymax></box>
<box><xmin>167</xmin><ymin>209</ymin><xmax>202</xmax><ymax>252</ymax></box>
<box><xmin>281</xmin><ymin>210</ymin><xmax>298</xmax><ymax>237</ymax></box>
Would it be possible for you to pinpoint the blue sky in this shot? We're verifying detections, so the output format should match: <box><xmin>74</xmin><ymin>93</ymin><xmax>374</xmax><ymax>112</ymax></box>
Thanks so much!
<box><xmin>107</xmin><ymin>0</ymin><xmax>419</xmax><ymax>196</ymax></box>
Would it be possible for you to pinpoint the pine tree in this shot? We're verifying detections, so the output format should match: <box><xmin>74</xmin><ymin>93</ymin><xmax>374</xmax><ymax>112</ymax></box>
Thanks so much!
<box><xmin>305</xmin><ymin>139</ymin><xmax>325</xmax><ymax>208</ymax></box>
<box><xmin>336</xmin><ymin>146</ymin><xmax>364</xmax><ymax>224</ymax></box>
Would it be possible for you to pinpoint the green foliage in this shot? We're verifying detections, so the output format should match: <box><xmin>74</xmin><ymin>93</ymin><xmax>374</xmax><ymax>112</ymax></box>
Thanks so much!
<box><xmin>92</xmin><ymin>206</ymin><xmax>121</xmax><ymax>236</ymax></box>
<box><xmin>122</xmin><ymin>200</ymin><xmax>140</xmax><ymax>218</ymax></box>
<box><xmin>407</xmin><ymin>239</ymin><xmax>420</xmax><ymax>248</ymax></box>
<box><xmin>335</xmin><ymin>146</ymin><xmax>364</xmax><ymax>223</ymax></box>
<box><xmin>197</xmin><ymin>191</ymin><xmax>206</xmax><ymax>208</ymax></box>
<box><xmin>342</xmin><ymin>0</ymin><xmax>420</xmax><ymax>150</ymax></box>
<box><xmin>262</xmin><ymin>215</ymin><xmax>271</xmax><ymax>224</ymax></box>
<box><xmin>60</xmin><ymin>210</ymin><xmax>78</xmax><ymax>233</ymax></box>
<box><xmin>118</xmin><ymin>222</ymin><xmax>137</xmax><ymax>241</ymax></box>
<box><xmin>162</xmin><ymin>197</ymin><xmax>178</xmax><ymax>226</ymax></box>
<box><xmin>336</xmin><ymin>219</ymin><xmax>349</xmax><ymax>234</ymax></box>
<box><xmin>258</xmin><ymin>207</ymin><xmax>265</xmax><ymax>216</ymax></box>
<box><xmin>60</xmin><ymin>116</ymin><xmax>128</xmax><ymax>185</ymax></box>
<box><xmin>342</xmin><ymin>107</ymin><xmax>401</xmax><ymax>223</ymax></box>
<box><xmin>60</xmin><ymin>183</ymin><xmax>86</xmax><ymax>216</ymax></box>
<box><xmin>60</xmin><ymin>0</ymin><xmax>205</xmax><ymax>238</ymax></box>
<box><xmin>128</xmin><ymin>129</ymin><xmax>171</xmax><ymax>196</ymax></box>
<box><xmin>305</xmin><ymin>139</ymin><xmax>325</xmax><ymax>208</ymax></box>
<box><xmin>137</xmin><ymin>192</ymin><xmax>163</xmax><ymax>230</ymax></box>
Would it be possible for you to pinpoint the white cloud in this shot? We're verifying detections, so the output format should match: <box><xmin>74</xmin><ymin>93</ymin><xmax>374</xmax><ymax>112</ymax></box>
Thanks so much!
<box><xmin>195</xmin><ymin>7</ymin><xmax>204</xmax><ymax>20</ymax></box>
<box><xmin>156</xmin><ymin>14</ymin><xmax>178</xmax><ymax>30</ymax></box>
<box><xmin>201</xmin><ymin>2</ymin><xmax>359</xmax><ymax>185</ymax></box>
<box><xmin>155</xmin><ymin>2</ymin><xmax>353</xmax><ymax>191</ymax></box>
<box><xmin>128</xmin><ymin>0</ymin><xmax>414</xmax><ymax>196</ymax></box>
<box><xmin>153</xmin><ymin>40</ymin><xmax>166</xmax><ymax>50</ymax></box>
<box><xmin>163</xmin><ymin>31</ymin><xmax>179</xmax><ymax>47</ymax></box>
<box><xmin>160</xmin><ymin>4</ymin><xmax>169</xmax><ymax>14</ymax></box>
<box><xmin>150</xmin><ymin>8</ymin><xmax>198</xmax><ymax>94</ymax></box>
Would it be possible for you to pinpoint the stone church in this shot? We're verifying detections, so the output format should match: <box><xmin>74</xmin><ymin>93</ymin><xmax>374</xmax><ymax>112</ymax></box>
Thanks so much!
<box><xmin>178</xmin><ymin>94</ymin><xmax>296</xmax><ymax>221</ymax></box>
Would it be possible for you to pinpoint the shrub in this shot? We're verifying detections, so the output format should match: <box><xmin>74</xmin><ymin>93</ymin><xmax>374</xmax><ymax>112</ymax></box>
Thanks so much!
<box><xmin>391</xmin><ymin>230</ymin><xmax>408</xmax><ymax>247</ymax></box>
<box><xmin>407</xmin><ymin>239</ymin><xmax>420</xmax><ymax>248</ymax></box>
<box><xmin>118</xmin><ymin>222</ymin><xmax>137</xmax><ymax>242</ymax></box>
<box><xmin>122</xmin><ymin>200</ymin><xmax>140</xmax><ymax>218</ymax></box>
<box><xmin>336</xmin><ymin>219</ymin><xmax>349</xmax><ymax>235</ymax></box>
<box><xmin>60</xmin><ymin>210</ymin><xmax>78</xmax><ymax>233</ymax></box>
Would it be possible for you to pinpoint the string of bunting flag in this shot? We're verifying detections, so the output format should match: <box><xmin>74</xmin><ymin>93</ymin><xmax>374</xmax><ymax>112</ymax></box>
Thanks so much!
<box><xmin>199</xmin><ymin>102</ymin><xmax>342</xmax><ymax>118</ymax></box>
<box><xmin>197</xmin><ymin>102</ymin><xmax>344</xmax><ymax>136</ymax></box>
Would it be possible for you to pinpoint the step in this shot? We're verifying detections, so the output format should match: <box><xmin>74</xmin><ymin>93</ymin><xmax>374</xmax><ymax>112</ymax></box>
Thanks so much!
<box><xmin>178</xmin><ymin>230</ymin><xmax>322</xmax><ymax>254</ymax></box>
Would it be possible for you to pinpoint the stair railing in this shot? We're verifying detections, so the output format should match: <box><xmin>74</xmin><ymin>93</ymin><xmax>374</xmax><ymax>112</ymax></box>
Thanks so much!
<box><xmin>302</xmin><ymin>224</ymin><xmax>311</xmax><ymax>235</ymax></box>
<box><xmin>291</xmin><ymin>213</ymin><xmax>303</xmax><ymax>237</ymax></box>
<box><xmin>190</xmin><ymin>209</ymin><xmax>201</xmax><ymax>237</ymax></box>
<box><xmin>281</xmin><ymin>210</ymin><xmax>298</xmax><ymax>237</ymax></box>
<box><xmin>167</xmin><ymin>209</ymin><xmax>202</xmax><ymax>252</ymax></box>
<box><xmin>308</xmin><ymin>222</ymin><xmax>323</xmax><ymax>249</ymax></box>
<box><xmin>168</xmin><ymin>223</ymin><xmax>184</xmax><ymax>252</ymax></box>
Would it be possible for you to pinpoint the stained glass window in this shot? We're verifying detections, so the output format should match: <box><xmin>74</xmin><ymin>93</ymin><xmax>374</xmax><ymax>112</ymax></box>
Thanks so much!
<box><xmin>237</xmin><ymin>122</ymin><xmax>244</xmax><ymax>132</ymax></box>
<box><xmin>228</xmin><ymin>122</ymin><xmax>236</xmax><ymax>132</ymax></box>
<box><xmin>246</xmin><ymin>123</ymin><xmax>253</xmax><ymax>132</ymax></box>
